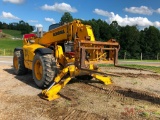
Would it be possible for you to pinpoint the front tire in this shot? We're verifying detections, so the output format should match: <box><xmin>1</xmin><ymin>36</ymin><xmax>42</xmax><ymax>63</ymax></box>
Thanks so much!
<box><xmin>13</xmin><ymin>50</ymin><xmax>28</xmax><ymax>75</ymax></box>
<box><xmin>32</xmin><ymin>53</ymin><xmax>56</xmax><ymax>88</ymax></box>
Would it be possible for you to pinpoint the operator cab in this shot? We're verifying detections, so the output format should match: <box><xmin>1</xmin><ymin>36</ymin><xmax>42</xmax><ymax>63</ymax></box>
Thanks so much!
<box><xmin>48</xmin><ymin>23</ymin><xmax>60</xmax><ymax>31</ymax></box>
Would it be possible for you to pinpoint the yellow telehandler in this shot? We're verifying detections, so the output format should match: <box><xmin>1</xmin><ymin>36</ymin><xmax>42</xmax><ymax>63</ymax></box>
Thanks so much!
<box><xmin>13</xmin><ymin>20</ymin><xmax>120</xmax><ymax>101</ymax></box>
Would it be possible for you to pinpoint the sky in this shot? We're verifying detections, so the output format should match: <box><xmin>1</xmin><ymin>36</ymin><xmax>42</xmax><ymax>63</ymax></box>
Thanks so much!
<box><xmin>0</xmin><ymin>0</ymin><xmax>160</xmax><ymax>31</ymax></box>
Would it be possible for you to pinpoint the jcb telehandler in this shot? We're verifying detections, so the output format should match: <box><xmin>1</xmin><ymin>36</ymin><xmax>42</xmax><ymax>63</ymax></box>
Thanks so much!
<box><xmin>13</xmin><ymin>20</ymin><xmax>120</xmax><ymax>101</ymax></box>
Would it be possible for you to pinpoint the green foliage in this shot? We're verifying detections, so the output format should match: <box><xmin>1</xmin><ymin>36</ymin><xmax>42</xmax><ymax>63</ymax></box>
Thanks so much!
<box><xmin>1</xmin><ymin>14</ymin><xmax>160</xmax><ymax>59</ymax></box>
<box><xmin>120</xmin><ymin>64</ymin><xmax>160</xmax><ymax>73</ymax></box>
<box><xmin>0</xmin><ymin>20</ymin><xmax>34</xmax><ymax>35</ymax></box>
<box><xmin>119</xmin><ymin>25</ymin><xmax>140</xmax><ymax>59</ymax></box>
<box><xmin>2</xmin><ymin>29</ymin><xmax>22</xmax><ymax>38</ymax></box>
<box><xmin>17</xmin><ymin>20</ymin><xmax>33</xmax><ymax>34</ymax></box>
<box><xmin>60</xmin><ymin>12</ymin><xmax>73</xmax><ymax>25</ymax></box>
<box><xmin>139</xmin><ymin>112</ymin><xmax>150</xmax><ymax>118</ymax></box>
<box><xmin>82</xmin><ymin>19</ymin><xmax>116</xmax><ymax>41</ymax></box>
<box><xmin>0</xmin><ymin>39</ymin><xmax>22</xmax><ymax>49</ymax></box>
<box><xmin>96</xmin><ymin>19</ymin><xmax>110</xmax><ymax>41</ymax></box>
<box><xmin>109</xmin><ymin>21</ymin><xmax>121</xmax><ymax>40</ymax></box>
<box><xmin>81</xmin><ymin>19</ymin><xmax>121</xmax><ymax>42</ymax></box>
<box><xmin>79</xmin><ymin>18</ymin><xmax>160</xmax><ymax>60</ymax></box>
<box><xmin>82</xmin><ymin>19</ymin><xmax>100</xmax><ymax>40</ymax></box>
<box><xmin>138</xmin><ymin>26</ymin><xmax>160</xmax><ymax>59</ymax></box>
<box><xmin>0</xmin><ymin>49</ymin><xmax>14</xmax><ymax>56</ymax></box>
<box><xmin>98</xmin><ymin>64</ymin><xmax>114</xmax><ymax>67</ymax></box>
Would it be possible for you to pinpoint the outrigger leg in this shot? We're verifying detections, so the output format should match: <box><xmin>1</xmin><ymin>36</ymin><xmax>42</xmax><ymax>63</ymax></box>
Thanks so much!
<box><xmin>41</xmin><ymin>64</ymin><xmax>112</xmax><ymax>101</ymax></box>
<box><xmin>41</xmin><ymin>65</ymin><xmax>75</xmax><ymax>101</ymax></box>
<box><xmin>91</xmin><ymin>74</ymin><xmax>112</xmax><ymax>85</ymax></box>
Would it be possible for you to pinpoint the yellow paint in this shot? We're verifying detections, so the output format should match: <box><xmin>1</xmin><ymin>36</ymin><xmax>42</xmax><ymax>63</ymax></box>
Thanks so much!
<box><xmin>55</xmin><ymin>45</ymin><xmax>65</xmax><ymax>66</ymax></box>
<box><xmin>41</xmin><ymin>64</ymin><xmax>113</xmax><ymax>101</ymax></box>
<box><xmin>42</xmin><ymin>77</ymin><xmax>72</xmax><ymax>101</ymax></box>
<box><xmin>15</xmin><ymin>20</ymin><xmax>119</xmax><ymax>101</ymax></box>
<box><xmin>34</xmin><ymin>59</ymin><xmax>43</xmax><ymax>80</ymax></box>
<box><xmin>23</xmin><ymin>44</ymin><xmax>45</xmax><ymax>70</ymax></box>
<box><xmin>54</xmin><ymin>66</ymin><xmax>69</xmax><ymax>83</ymax></box>
<box><xmin>37</xmin><ymin>20</ymin><xmax>95</xmax><ymax>45</ymax></box>
<box><xmin>92</xmin><ymin>74</ymin><xmax>112</xmax><ymax>85</ymax></box>
<box><xmin>86</xmin><ymin>25</ymin><xmax>95</xmax><ymax>41</ymax></box>
<box><xmin>89</xmin><ymin>64</ymin><xmax>94</xmax><ymax>70</ymax></box>
<box><xmin>41</xmin><ymin>66</ymin><xmax>72</xmax><ymax>101</ymax></box>
<box><xmin>13</xmin><ymin>55</ymin><xmax>18</xmax><ymax>70</ymax></box>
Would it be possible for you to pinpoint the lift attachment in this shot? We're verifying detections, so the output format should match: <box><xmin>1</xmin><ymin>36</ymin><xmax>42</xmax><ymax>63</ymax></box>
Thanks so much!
<box><xmin>41</xmin><ymin>40</ymin><xmax>119</xmax><ymax>101</ymax></box>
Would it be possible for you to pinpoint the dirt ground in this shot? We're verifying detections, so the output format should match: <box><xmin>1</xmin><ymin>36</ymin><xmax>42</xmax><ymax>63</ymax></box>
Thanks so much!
<box><xmin>0</xmin><ymin>65</ymin><xmax>160</xmax><ymax>120</ymax></box>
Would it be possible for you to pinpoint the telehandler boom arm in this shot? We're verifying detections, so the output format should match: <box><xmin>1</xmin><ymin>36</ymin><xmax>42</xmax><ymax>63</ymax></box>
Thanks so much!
<box><xmin>13</xmin><ymin>20</ymin><xmax>120</xmax><ymax>101</ymax></box>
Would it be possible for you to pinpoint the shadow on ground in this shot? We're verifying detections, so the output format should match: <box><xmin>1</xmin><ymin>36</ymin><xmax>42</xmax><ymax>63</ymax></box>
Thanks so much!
<box><xmin>3</xmin><ymin>67</ymin><xmax>38</xmax><ymax>89</ymax></box>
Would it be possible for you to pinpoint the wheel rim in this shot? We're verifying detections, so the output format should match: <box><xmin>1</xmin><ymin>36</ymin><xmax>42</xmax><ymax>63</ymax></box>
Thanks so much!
<box><xmin>34</xmin><ymin>60</ymin><xmax>43</xmax><ymax>80</ymax></box>
<box><xmin>13</xmin><ymin>56</ymin><xmax>18</xmax><ymax>70</ymax></box>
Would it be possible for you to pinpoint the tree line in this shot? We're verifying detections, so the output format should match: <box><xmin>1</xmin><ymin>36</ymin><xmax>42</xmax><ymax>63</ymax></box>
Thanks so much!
<box><xmin>60</xmin><ymin>12</ymin><xmax>160</xmax><ymax>59</ymax></box>
<box><xmin>85</xmin><ymin>19</ymin><xmax>160</xmax><ymax>59</ymax></box>
<box><xmin>0</xmin><ymin>20</ymin><xmax>34</xmax><ymax>35</ymax></box>
<box><xmin>1</xmin><ymin>12</ymin><xmax>160</xmax><ymax>59</ymax></box>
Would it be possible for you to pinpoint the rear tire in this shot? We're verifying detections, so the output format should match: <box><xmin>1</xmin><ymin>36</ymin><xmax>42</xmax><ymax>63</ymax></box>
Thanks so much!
<box><xmin>13</xmin><ymin>50</ymin><xmax>28</xmax><ymax>75</ymax></box>
<box><xmin>32</xmin><ymin>53</ymin><xmax>57</xmax><ymax>88</ymax></box>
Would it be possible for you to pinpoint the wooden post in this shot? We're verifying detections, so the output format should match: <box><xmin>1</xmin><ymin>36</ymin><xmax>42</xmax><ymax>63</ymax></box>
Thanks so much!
<box><xmin>124</xmin><ymin>52</ymin><xmax>126</xmax><ymax>60</ymax></box>
<box><xmin>4</xmin><ymin>49</ymin><xmax>5</xmax><ymax>56</ymax></box>
<box><xmin>141</xmin><ymin>53</ymin><xmax>142</xmax><ymax>61</ymax></box>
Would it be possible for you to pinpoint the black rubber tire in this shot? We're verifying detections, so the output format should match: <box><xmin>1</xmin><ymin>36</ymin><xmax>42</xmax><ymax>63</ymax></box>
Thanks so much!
<box><xmin>13</xmin><ymin>50</ymin><xmax>28</xmax><ymax>75</ymax></box>
<box><xmin>32</xmin><ymin>53</ymin><xmax>57</xmax><ymax>88</ymax></box>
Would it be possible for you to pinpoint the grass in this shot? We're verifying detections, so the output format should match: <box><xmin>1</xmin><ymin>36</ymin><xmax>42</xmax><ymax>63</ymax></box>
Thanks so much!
<box><xmin>120</xmin><ymin>64</ymin><xmax>160</xmax><ymax>73</ymax></box>
<box><xmin>2</xmin><ymin>29</ymin><xmax>22</xmax><ymax>38</ymax></box>
<box><xmin>152</xmin><ymin>111</ymin><xmax>160</xmax><ymax>117</ymax></box>
<box><xmin>98</xmin><ymin>64</ymin><xmax>114</xmax><ymax>67</ymax></box>
<box><xmin>0</xmin><ymin>29</ymin><xmax>23</xmax><ymax>55</ymax></box>
<box><xmin>119</xmin><ymin>59</ymin><xmax>160</xmax><ymax>62</ymax></box>
<box><xmin>98</xmin><ymin>64</ymin><xmax>160</xmax><ymax>73</ymax></box>
<box><xmin>0</xmin><ymin>38</ymin><xmax>22</xmax><ymax>49</ymax></box>
<box><xmin>139</xmin><ymin>112</ymin><xmax>150</xmax><ymax>118</ymax></box>
<box><xmin>0</xmin><ymin>38</ymin><xmax>23</xmax><ymax>56</ymax></box>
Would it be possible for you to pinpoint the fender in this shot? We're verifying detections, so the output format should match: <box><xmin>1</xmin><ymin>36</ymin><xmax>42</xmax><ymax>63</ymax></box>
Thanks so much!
<box><xmin>34</xmin><ymin>48</ymin><xmax>53</xmax><ymax>55</ymax></box>
<box><xmin>14</xmin><ymin>47</ymin><xmax>22</xmax><ymax>52</ymax></box>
